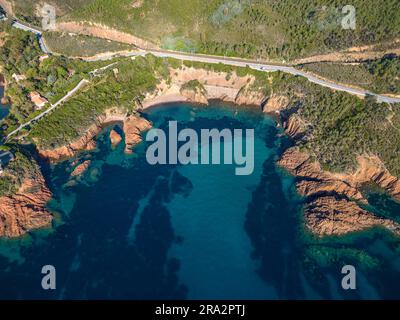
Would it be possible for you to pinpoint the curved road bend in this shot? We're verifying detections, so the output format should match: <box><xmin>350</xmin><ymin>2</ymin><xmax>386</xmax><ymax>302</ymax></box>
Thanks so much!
<box><xmin>11</xmin><ymin>20</ymin><xmax>400</xmax><ymax>104</ymax></box>
<box><xmin>5</xmin><ymin>20</ymin><xmax>400</xmax><ymax>140</ymax></box>
<box><xmin>10</xmin><ymin>20</ymin><xmax>400</xmax><ymax>104</ymax></box>
<box><xmin>86</xmin><ymin>49</ymin><xmax>400</xmax><ymax>104</ymax></box>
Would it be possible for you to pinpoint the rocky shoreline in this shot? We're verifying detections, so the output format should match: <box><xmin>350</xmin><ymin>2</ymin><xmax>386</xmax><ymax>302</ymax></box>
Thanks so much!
<box><xmin>37</xmin><ymin>108</ymin><xmax>152</xmax><ymax>162</ymax></box>
<box><xmin>3</xmin><ymin>66</ymin><xmax>400</xmax><ymax>238</ymax></box>
<box><xmin>278</xmin><ymin>117</ymin><xmax>400</xmax><ymax>237</ymax></box>
<box><xmin>142</xmin><ymin>67</ymin><xmax>266</xmax><ymax>109</ymax></box>
<box><xmin>0</xmin><ymin>166</ymin><xmax>53</xmax><ymax>238</ymax></box>
<box><xmin>37</xmin><ymin>67</ymin><xmax>269</xmax><ymax>162</ymax></box>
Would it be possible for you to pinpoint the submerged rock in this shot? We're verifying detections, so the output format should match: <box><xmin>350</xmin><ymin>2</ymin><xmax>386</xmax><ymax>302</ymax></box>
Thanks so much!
<box><xmin>71</xmin><ymin>160</ymin><xmax>91</xmax><ymax>177</ymax></box>
<box><xmin>110</xmin><ymin>129</ymin><xmax>122</xmax><ymax>147</ymax></box>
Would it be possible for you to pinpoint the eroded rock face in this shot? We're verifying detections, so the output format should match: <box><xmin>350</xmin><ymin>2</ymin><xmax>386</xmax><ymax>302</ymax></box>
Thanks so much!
<box><xmin>0</xmin><ymin>174</ymin><xmax>53</xmax><ymax>238</ymax></box>
<box><xmin>71</xmin><ymin>160</ymin><xmax>91</xmax><ymax>177</ymax></box>
<box><xmin>180</xmin><ymin>88</ymin><xmax>209</xmax><ymax>105</ymax></box>
<box><xmin>278</xmin><ymin>148</ymin><xmax>400</xmax><ymax>236</ymax></box>
<box><xmin>123</xmin><ymin>115</ymin><xmax>152</xmax><ymax>154</ymax></box>
<box><xmin>305</xmin><ymin>196</ymin><xmax>400</xmax><ymax>236</ymax></box>
<box><xmin>235</xmin><ymin>89</ymin><xmax>265</xmax><ymax>106</ymax></box>
<box><xmin>278</xmin><ymin>148</ymin><xmax>364</xmax><ymax>201</ymax></box>
<box><xmin>39</xmin><ymin>125</ymin><xmax>99</xmax><ymax>162</ymax></box>
<box><xmin>263</xmin><ymin>94</ymin><xmax>289</xmax><ymax>113</ymax></box>
<box><xmin>284</xmin><ymin>115</ymin><xmax>305</xmax><ymax>139</ymax></box>
<box><xmin>38</xmin><ymin>109</ymin><xmax>126</xmax><ymax>162</ymax></box>
<box><xmin>38</xmin><ymin>110</ymin><xmax>152</xmax><ymax>161</ymax></box>
<box><xmin>110</xmin><ymin>129</ymin><xmax>122</xmax><ymax>147</ymax></box>
<box><xmin>334</xmin><ymin>155</ymin><xmax>400</xmax><ymax>201</ymax></box>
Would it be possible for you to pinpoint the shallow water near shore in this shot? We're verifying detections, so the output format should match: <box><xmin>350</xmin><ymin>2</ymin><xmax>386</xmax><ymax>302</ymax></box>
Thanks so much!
<box><xmin>0</xmin><ymin>86</ymin><xmax>9</xmax><ymax>120</ymax></box>
<box><xmin>0</xmin><ymin>102</ymin><xmax>400</xmax><ymax>299</ymax></box>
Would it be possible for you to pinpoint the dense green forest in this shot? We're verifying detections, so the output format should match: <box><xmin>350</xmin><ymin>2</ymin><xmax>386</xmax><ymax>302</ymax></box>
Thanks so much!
<box><xmin>302</xmin><ymin>55</ymin><xmax>400</xmax><ymax>95</ymax></box>
<box><xmin>5</xmin><ymin>0</ymin><xmax>400</xmax><ymax>60</ymax></box>
<box><xmin>0</xmin><ymin>147</ymin><xmax>39</xmax><ymax>196</ymax></box>
<box><xmin>29</xmin><ymin>56</ymin><xmax>167</xmax><ymax>150</ymax></box>
<box><xmin>0</xmin><ymin>23</ymin><xmax>109</xmax><ymax>136</ymax></box>
<box><xmin>278</xmin><ymin>76</ymin><xmax>400</xmax><ymax>176</ymax></box>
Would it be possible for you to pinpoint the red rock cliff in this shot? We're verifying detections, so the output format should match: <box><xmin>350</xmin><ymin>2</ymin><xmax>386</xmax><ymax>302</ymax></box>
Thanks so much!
<box><xmin>0</xmin><ymin>171</ymin><xmax>53</xmax><ymax>238</ymax></box>
<box><xmin>38</xmin><ymin>109</ymin><xmax>152</xmax><ymax>162</ymax></box>
<box><xmin>278</xmin><ymin>147</ymin><xmax>400</xmax><ymax>237</ymax></box>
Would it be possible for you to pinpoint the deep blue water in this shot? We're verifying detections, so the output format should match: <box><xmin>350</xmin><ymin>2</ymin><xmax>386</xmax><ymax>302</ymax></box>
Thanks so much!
<box><xmin>0</xmin><ymin>102</ymin><xmax>400</xmax><ymax>299</ymax></box>
<box><xmin>0</xmin><ymin>86</ymin><xmax>9</xmax><ymax>120</ymax></box>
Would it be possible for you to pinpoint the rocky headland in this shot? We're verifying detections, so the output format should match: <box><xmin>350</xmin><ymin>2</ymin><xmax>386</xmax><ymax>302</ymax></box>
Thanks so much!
<box><xmin>278</xmin><ymin>118</ymin><xmax>400</xmax><ymax>237</ymax></box>
<box><xmin>0</xmin><ymin>165</ymin><xmax>53</xmax><ymax>238</ymax></box>
<box><xmin>38</xmin><ymin>108</ymin><xmax>152</xmax><ymax>162</ymax></box>
<box><xmin>70</xmin><ymin>160</ymin><xmax>91</xmax><ymax>177</ymax></box>
<box><xmin>123</xmin><ymin>114</ymin><xmax>152</xmax><ymax>154</ymax></box>
<box><xmin>4</xmin><ymin>64</ymin><xmax>400</xmax><ymax>239</ymax></box>
<box><xmin>142</xmin><ymin>67</ymin><xmax>266</xmax><ymax>108</ymax></box>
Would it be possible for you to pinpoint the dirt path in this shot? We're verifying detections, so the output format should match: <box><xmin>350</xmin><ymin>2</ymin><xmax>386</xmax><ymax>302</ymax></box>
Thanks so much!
<box><xmin>293</xmin><ymin>40</ymin><xmax>400</xmax><ymax>65</ymax></box>
<box><xmin>55</xmin><ymin>21</ymin><xmax>159</xmax><ymax>50</ymax></box>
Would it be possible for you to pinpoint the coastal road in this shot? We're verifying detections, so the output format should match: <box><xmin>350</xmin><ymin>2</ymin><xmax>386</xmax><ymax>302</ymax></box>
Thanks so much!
<box><xmin>142</xmin><ymin>50</ymin><xmax>400</xmax><ymax>104</ymax></box>
<box><xmin>5</xmin><ymin>79</ymin><xmax>89</xmax><ymax>140</ymax></box>
<box><xmin>84</xmin><ymin>48</ymin><xmax>400</xmax><ymax>104</ymax></box>
<box><xmin>11</xmin><ymin>21</ymin><xmax>42</xmax><ymax>35</ymax></box>
<box><xmin>11</xmin><ymin>21</ymin><xmax>51</xmax><ymax>54</ymax></box>
<box><xmin>8</xmin><ymin>19</ymin><xmax>400</xmax><ymax>108</ymax></box>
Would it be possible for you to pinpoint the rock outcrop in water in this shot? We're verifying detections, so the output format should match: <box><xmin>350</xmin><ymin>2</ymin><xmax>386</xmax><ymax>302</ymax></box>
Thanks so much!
<box><xmin>123</xmin><ymin>115</ymin><xmax>152</xmax><ymax>154</ymax></box>
<box><xmin>110</xmin><ymin>129</ymin><xmax>122</xmax><ymax>147</ymax></box>
<box><xmin>71</xmin><ymin>160</ymin><xmax>91</xmax><ymax>177</ymax></box>
<box><xmin>278</xmin><ymin>147</ymin><xmax>400</xmax><ymax>236</ymax></box>
<box><xmin>283</xmin><ymin>115</ymin><xmax>306</xmax><ymax>139</ymax></box>
<box><xmin>0</xmin><ymin>168</ymin><xmax>53</xmax><ymax>238</ymax></box>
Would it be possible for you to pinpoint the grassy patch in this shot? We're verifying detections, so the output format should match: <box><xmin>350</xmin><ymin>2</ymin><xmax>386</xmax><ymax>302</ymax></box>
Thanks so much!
<box><xmin>0</xmin><ymin>23</ymin><xmax>110</xmax><ymax>136</ymax></box>
<box><xmin>29</xmin><ymin>56</ymin><xmax>159</xmax><ymax>150</ymax></box>
<box><xmin>301</xmin><ymin>55</ymin><xmax>400</xmax><ymax>95</ymax></box>
<box><xmin>0</xmin><ymin>147</ymin><xmax>39</xmax><ymax>196</ymax></box>
<box><xmin>44</xmin><ymin>32</ymin><xmax>134</xmax><ymax>57</ymax></box>
<box><xmin>8</xmin><ymin>1</ymin><xmax>400</xmax><ymax>61</ymax></box>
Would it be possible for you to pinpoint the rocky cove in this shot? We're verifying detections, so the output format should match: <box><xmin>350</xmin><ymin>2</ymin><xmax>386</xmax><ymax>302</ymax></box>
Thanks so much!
<box><xmin>1</xmin><ymin>67</ymin><xmax>400</xmax><ymax>240</ymax></box>
<box><xmin>278</xmin><ymin>146</ymin><xmax>400</xmax><ymax>236</ymax></box>
<box><xmin>37</xmin><ymin>109</ymin><xmax>152</xmax><ymax>162</ymax></box>
<box><xmin>1</xmin><ymin>101</ymin><xmax>400</xmax><ymax>299</ymax></box>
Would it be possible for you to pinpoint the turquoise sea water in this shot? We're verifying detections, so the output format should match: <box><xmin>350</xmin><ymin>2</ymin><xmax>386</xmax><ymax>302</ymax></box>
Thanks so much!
<box><xmin>0</xmin><ymin>86</ymin><xmax>9</xmax><ymax>120</ymax></box>
<box><xmin>0</xmin><ymin>102</ymin><xmax>400</xmax><ymax>299</ymax></box>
